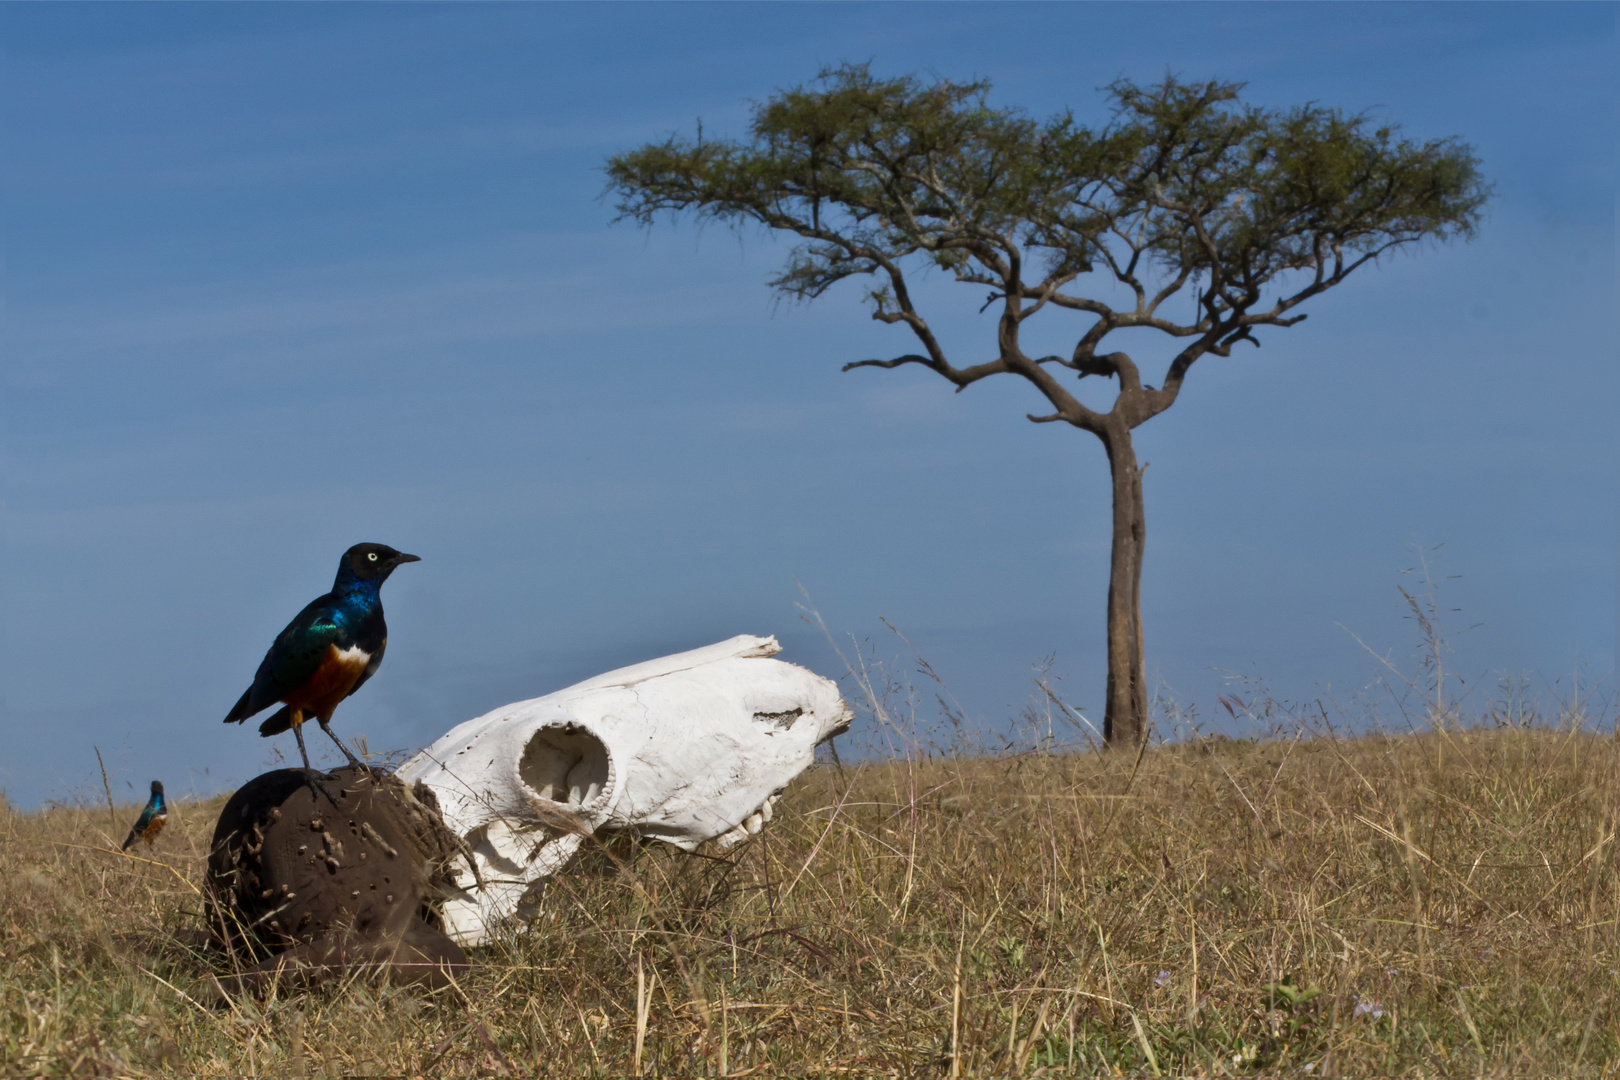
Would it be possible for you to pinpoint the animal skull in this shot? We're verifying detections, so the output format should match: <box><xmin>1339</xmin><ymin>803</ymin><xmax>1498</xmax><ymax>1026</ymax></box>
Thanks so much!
<box><xmin>396</xmin><ymin>635</ymin><xmax>850</xmax><ymax>944</ymax></box>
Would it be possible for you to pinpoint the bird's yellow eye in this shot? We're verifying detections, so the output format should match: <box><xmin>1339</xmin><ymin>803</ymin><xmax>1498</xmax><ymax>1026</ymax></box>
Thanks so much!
<box><xmin>367</xmin><ymin>552</ymin><xmax>379</xmax><ymax>562</ymax></box>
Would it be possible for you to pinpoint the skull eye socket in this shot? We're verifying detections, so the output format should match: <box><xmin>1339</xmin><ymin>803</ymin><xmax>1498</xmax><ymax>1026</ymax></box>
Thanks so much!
<box><xmin>519</xmin><ymin>725</ymin><xmax>610</xmax><ymax>808</ymax></box>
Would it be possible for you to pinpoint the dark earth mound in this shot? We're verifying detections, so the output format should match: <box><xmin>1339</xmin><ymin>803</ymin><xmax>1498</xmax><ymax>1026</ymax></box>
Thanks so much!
<box><xmin>205</xmin><ymin>765</ymin><xmax>474</xmax><ymax>993</ymax></box>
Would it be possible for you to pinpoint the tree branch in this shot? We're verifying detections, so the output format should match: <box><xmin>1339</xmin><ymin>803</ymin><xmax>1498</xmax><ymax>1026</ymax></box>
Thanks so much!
<box><xmin>842</xmin><ymin>352</ymin><xmax>1011</xmax><ymax>390</ymax></box>
<box><xmin>842</xmin><ymin>354</ymin><xmax>935</xmax><ymax>373</ymax></box>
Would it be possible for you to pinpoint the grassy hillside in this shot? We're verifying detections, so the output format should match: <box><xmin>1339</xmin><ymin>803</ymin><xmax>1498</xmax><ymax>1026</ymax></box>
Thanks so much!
<box><xmin>4</xmin><ymin>722</ymin><xmax>1618</xmax><ymax>1075</ymax></box>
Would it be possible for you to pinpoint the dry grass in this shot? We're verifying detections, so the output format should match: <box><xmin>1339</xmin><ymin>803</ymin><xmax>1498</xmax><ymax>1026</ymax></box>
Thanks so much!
<box><xmin>5</xmin><ymin>710</ymin><xmax>1620</xmax><ymax>1076</ymax></box>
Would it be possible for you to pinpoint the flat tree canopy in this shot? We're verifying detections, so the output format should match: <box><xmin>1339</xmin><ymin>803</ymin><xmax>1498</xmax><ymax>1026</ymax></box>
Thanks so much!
<box><xmin>607</xmin><ymin>65</ymin><xmax>1489</xmax><ymax>743</ymax></box>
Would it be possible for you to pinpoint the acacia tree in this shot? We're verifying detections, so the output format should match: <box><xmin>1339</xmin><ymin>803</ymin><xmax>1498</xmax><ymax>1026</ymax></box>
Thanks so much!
<box><xmin>607</xmin><ymin>66</ymin><xmax>1488</xmax><ymax>745</ymax></box>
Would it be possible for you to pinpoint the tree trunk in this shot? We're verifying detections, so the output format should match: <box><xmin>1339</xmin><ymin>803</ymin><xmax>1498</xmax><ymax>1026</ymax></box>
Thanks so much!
<box><xmin>1101</xmin><ymin>422</ymin><xmax>1148</xmax><ymax>745</ymax></box>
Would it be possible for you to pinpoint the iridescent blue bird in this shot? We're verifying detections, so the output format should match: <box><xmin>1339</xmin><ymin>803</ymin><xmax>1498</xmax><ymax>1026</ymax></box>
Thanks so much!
<box><xmin>121</xmin><ymin>780</ymin><xmax>168</xmax><ymax>851</ymax></box>
<box><xmin>224</xmin><ymin>543</ymin><xmax>420</xmax><ymax>773</ymax></box>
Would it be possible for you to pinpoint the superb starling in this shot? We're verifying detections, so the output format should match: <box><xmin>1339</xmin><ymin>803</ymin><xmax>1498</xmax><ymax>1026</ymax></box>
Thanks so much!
<box><xmin>121</xmin><ymin>780</ymin><xmax>168</xmax><ymax>851</ymax></box>
<box><xmin>224</xmin><ymin>543</ymin><xmax>419</xmax><ymax>773</ymax></box>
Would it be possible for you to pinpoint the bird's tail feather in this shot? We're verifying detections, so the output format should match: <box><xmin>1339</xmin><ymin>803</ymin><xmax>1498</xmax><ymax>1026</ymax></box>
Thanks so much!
<box><xmin>259</xmin><ymin>706</ymin><xmax>296</xmax><ymax>737</ymax></box>
<box><xmin>223</xmin><ymin>687</ymin><xmax>256</xmax><ymax>725</ymax></box>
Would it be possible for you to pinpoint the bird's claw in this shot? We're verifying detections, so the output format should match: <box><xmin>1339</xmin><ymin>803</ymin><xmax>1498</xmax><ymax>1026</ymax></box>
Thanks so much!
<box><xmin>303</xmin><ymin>770</ymin><xmax>342</xmax><ymax>808</ymax></box>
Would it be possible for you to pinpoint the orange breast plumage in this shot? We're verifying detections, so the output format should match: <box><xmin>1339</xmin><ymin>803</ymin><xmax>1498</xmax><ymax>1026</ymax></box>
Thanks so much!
<box><xmin>284</xmin><ymin>644</ymin><xmax>372</xmax><ymax>714</ymax></box>
<box><xmin>138</xmin><ymin>814</ymin><xmax>168</xmax><ymax>845</ymax></box>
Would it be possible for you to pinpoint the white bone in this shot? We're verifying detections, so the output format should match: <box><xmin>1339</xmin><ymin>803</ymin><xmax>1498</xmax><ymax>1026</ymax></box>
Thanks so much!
<box><xmin>397</xmin><ymin>634</ymin><xmax>849</xmax><ymax>945</ymax></box>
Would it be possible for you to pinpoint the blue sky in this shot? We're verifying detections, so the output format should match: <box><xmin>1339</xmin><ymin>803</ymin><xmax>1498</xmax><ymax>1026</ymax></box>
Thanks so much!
<box><xmin>1</xmin><ymin>3</ymin><xmax>1613</xmax><ymax>808</ymax></box>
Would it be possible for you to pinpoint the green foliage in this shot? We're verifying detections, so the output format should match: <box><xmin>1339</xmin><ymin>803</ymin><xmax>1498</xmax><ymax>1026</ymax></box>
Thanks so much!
<box><xmin>1261</xmin><ymin>975</ymin><xmax>1324</xmax><ymax>1012</ymax></box>
<box><xmin>607</xmin><ymin>63</ymin><xmax>1489</xmax><ymax>409</ymax></box>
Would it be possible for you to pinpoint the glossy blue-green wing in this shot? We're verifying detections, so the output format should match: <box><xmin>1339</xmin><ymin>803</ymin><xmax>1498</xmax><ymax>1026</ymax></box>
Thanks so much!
<box><xmin>224</xmin><ymin>597</ymin><xmax>344</xmax><ymax>722</ymax></box>
<box><xmin>257</xmin><ymin>604</ymin><xmax>344</xmax><ymax>704</ymax></box>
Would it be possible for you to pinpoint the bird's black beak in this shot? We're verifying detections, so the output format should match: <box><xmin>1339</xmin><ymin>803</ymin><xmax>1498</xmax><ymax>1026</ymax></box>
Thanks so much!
<box><xmin>393</xmin><ymin>553</ymin><xmax>422</xmax><ymax>566</ymax></box>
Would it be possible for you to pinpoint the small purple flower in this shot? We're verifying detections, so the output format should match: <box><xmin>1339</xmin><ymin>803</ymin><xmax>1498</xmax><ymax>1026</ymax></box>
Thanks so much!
<box><xmin>1155</xmin><ymin>970</ymin><xmax>1172</xmax><ymax>987</ymax></box>
<box><xmin>1352</xmin><ymin>997</ymin><xmax>1386</xmax><ymax>1021</ymax></box>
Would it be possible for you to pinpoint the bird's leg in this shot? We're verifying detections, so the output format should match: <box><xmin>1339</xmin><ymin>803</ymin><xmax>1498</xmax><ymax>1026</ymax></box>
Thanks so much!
<box><xmin>317</xmin><ymin>715</ymin><xmax>368</xmax><ymax>773</ymax></box>
<box><xmin>289</xmin><ymin>711</ymin><xmax>313</xmax><ymax>769</ymax></box>
<box><xmin>290</xmin><ymin>712</ymin><xmax>340</xmax><ymax>806</ymax></box>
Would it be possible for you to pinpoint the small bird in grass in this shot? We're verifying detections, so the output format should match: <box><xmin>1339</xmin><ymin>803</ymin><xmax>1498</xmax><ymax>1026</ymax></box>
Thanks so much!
<box><xmin>224</xmin><ymin>543</ymin><xmax>420</xmax><ymax>776</ymax></box>
<box><xmin>121</xmin><ymin>780</ymin><xmax>167</xmax><ymax>851</ymax></box>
